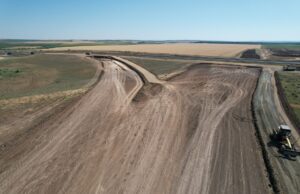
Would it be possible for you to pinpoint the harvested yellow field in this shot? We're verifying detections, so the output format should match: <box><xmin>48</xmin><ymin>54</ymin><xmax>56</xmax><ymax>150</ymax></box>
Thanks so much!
<box><xmin>48</xmin><ymin>43</ymin><xmax>261</xmax><ymax>57</ymax></box>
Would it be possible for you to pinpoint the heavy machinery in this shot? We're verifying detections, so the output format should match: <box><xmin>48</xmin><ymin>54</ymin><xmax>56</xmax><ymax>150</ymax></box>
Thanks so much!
<box><xmin>270</xmin><ymin>125</ymin><xmax>300</xmax><ymax>158</ymax></box>
<box><xmin>283</xmin><ymin>65</ymin><xmax>296</xmax><ymax>71</ymax></box>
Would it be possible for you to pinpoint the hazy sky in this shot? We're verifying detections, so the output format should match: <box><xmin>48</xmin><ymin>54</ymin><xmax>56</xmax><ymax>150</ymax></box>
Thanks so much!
<box><xmin>1</xmin><ymin>0</ymin><xmax>300</xmax><ymax>41</ymax></box>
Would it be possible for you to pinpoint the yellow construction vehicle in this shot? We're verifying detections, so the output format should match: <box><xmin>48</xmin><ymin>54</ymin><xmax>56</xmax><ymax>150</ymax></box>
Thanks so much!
<box><xmin>270</xmin><ymin>125</ymin><xmax>300</xmax><ymax>158</ymax></box>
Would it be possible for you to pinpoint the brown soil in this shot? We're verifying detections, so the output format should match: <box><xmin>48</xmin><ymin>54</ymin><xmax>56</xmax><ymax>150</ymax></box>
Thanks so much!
<box><xmin>254</xmin><ymin>68</ymin><xmax>300</xmax><ymax>194</ymax></box>
<box><xmin>0</xmin><ymin>60</ymin><xmax>270</xmax><ymax>194</ymax></box>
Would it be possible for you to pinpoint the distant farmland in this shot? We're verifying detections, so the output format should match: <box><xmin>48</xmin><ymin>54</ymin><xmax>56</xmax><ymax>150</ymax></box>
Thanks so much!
<box><xmin>262</xmin><ymin>43</ymin><xmax>300</xmax><ymax>50</ymax></box>
<box><xmin>48</xmin><ymin>43</ymin><xmax>261</xmax><ymax>57</ymax></box>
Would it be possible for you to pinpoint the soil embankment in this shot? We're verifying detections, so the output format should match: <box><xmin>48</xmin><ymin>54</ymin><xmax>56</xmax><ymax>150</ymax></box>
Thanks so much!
<box><xmin>240</xmin><ymin>49</ymin><xmax>261</xmax><ymax>59</ymax></box>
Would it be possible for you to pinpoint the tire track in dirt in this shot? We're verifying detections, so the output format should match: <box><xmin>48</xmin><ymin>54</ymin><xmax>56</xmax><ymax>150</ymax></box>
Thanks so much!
<box><xmin>0</xmin><ymin>60</ymin><xmax>270</xmax><ymax>194</ymax></box>
<box><xmin>254</xmin><ymin>69</ymin><xmax>300</xmax><ymax>194</ymax></box>
<box><xmin>171</xmin><ymin>66</ymin><xmax>269</xmax><ymax>194</ymax></box>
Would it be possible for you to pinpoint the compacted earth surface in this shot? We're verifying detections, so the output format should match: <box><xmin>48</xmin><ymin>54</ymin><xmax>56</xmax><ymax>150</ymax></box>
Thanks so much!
<box><xmin>0</xmin><ymin>58</ymin><xmax>270</xmax><ymax>194</ymax></box>
<box><xmin>254</xmin><ymin>69</ymin><xmax>300</xmax><ymax>194</ymax></box>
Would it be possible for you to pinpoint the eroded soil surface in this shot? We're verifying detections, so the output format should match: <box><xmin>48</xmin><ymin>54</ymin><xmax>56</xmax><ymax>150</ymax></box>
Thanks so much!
<box><xmin>0</xmin><ymin>60</ymin><xmax>270</xmax><ymax>194</ymax></box>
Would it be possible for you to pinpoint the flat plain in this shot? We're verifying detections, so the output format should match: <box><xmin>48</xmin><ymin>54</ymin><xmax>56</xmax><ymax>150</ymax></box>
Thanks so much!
<box><xmin>48</xmin><ymin>43</ymin><xmax>260</xmax><ymax>57</ymax></box>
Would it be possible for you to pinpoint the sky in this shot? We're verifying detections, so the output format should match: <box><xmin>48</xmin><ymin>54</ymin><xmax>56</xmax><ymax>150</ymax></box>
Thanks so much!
<box><xmin>0</xmin><ymin>0</ymin><xmax>300</xmax><ymax>41</ymax></box>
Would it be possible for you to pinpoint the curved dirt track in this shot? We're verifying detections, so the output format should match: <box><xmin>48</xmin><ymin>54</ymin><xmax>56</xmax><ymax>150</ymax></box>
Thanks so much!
<box><xmin>0</xmin><ymin>59</ymin><xmax>270</xmax><ymax>194</ymax></box>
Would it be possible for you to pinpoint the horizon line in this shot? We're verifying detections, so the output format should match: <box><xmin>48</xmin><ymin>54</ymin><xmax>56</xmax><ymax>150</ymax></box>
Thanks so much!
<box><xmin>0</xmin><ymin>39</ymin><xmax>300</xmax><ymax>44</ymax></box>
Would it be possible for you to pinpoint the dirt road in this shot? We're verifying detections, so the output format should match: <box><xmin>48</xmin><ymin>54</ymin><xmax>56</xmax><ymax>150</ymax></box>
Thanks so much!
<box><xmin>254</xmin><ymin>69</ymin><xmax>300</xmax><ymax>194</ymax></box>
<box><xmin>0</xmin><ymin>59</ymin><xmax>270</xmax><ymax>193</ymax></box>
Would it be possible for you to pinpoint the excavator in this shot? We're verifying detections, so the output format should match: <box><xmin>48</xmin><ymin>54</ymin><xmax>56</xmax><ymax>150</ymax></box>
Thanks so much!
<box><xmin>270</xmin><ymin>125</ymin><xmax>300</xmax><ymax>158</ymax></box>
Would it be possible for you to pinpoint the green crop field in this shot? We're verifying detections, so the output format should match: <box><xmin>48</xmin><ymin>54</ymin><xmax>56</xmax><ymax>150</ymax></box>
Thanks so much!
<box><xmin>262</xmin><ymin>43</ymin><xmax>300</xmax><ymax>50</ymax></box>
<box><xmin>0</xmin><ymin>40</ymin><xmax>142</xmax><ymax>51</ymax></box>
<box><xmin>0</xmin><ymin>41</ymin><xmax>63</xmax><ymax>50</ymax></box>
<box><xmin>0</xmin><ymin>68</ymin><xmax>22</xmax><ymax>78</ymax></box>
<box><xmin>0</xmin><ymin>54</ymin><xmax>96</xmax><ymax>99</ymax></box>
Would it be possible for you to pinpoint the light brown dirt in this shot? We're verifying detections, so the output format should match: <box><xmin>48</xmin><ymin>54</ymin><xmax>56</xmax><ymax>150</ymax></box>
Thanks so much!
<box><xmin>48</xmin><ymin>43</ymin><xmax>261</xmax><ymax>57</ymax></box>
<box><xmin>0</xmin><ymin>59</ymin><xmax>269</xmax><ymax>194</ymax></box>
<box><xmin>254</xmin><ymin>69</ymin><xmax>300</xmax><ymax>194</ymax></box>
<box><xmin>0</xmin><ymin>57</ymin><xmax>103</xmax><ymax>148</ymax></box>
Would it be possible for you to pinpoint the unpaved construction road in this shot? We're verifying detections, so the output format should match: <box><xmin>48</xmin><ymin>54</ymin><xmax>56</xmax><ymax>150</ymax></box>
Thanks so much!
<box><xmin>0</xmin><ymin>58</ymin><xmax>270</xmax><ymax>194</ymax></box>
<box><xmin>254</xmin><ymin>68</ymin><xmax>300</xmax><ymax>194</ymax></box>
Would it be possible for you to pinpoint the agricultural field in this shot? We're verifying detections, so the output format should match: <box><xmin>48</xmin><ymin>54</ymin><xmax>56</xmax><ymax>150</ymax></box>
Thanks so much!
<box><xmin>262</xmin><ymin>43</ymin><xmax>300</xmax><ymax>51</ymax></box>
<box><xmin>48</xmin><ymin>43</ymin><xmax>261</xmax><ymax>57</ymax></box>
<box><xmin>278</xmin><ymin>72</ymin><xmax>300</xmax><ymax>119</ymax></box>
<box><xmin>261</xmin><ymin>43</ymin><xmax>300</xmax><ymax>60</ymax></box>
<box><xmin>0</xmin><ymin>40</ymin><xmax>140</xmax><ymax>51</ymax></box>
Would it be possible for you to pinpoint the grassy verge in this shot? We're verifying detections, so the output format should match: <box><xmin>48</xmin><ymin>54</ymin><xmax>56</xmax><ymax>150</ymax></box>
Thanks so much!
<box><xmin>123</xmin><ymin>57</ymin><xmax>192</xmax><ymax>75</ymax></box>
<box><xmin>0</xmin><ymin>68</ymin><xmax>22</xmax><ymax>78</ymax></box>
<box><xmin>0</xmin><ymin>54</ymin><xmax>96</xmax><ymax>99</ymax></box>
<box><xmin>278</xmin><ymin>72</ymin><xmax>300</xmax><ymax>119</ymax></box>
<box><xmin>294</xmin><ymin>108</ymin><xmax>300</xmax><ymax>119</ymax></box>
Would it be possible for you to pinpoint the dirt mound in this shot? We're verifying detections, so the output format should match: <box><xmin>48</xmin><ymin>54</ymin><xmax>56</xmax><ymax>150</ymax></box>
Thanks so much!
<box><xmin>240</xmin><ymin>49</ymin><xmax>261</xmax><ymax>59</ymax></box>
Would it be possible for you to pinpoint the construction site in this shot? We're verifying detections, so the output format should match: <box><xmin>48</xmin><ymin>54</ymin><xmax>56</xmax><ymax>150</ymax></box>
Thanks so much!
<box><xmin>0</xmin><ymin>49</ymin><xmax>299</xmax><ymax>193</ymax></box>
<box><xmin>2</xmin><ymin>0</ymin><xmax>300</xmax><ymax>192</ymax></box>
